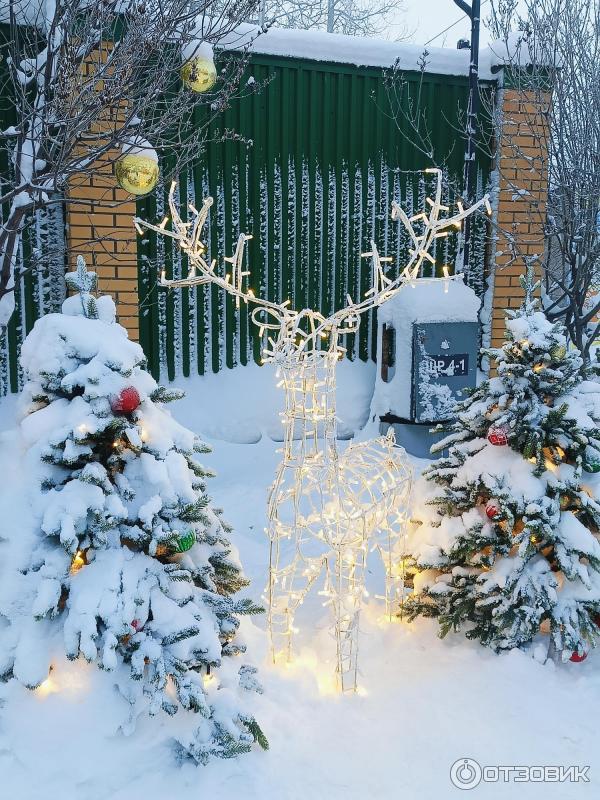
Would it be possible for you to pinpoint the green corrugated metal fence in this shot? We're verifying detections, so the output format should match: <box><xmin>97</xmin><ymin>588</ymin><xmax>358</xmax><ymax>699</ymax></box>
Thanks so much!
<box><xmin>137</xmin><ymin>53</ymin><xmax>494</xmax><ymax>382</ymax></box>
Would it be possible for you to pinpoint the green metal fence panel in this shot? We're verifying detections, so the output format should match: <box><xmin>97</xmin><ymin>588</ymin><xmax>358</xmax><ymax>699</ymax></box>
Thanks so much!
<box><xmin>0</xmin><ymin>205</ymin><xmax>67</xmax><ymax>396</ymax></box>
<box><xmin>138</xmin><ymin>53</ymin><xmax>494</xmax><ymax>382</ymax></box>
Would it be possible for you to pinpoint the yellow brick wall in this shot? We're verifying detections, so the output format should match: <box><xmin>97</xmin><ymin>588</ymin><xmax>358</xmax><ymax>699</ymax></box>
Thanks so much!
<box><xmin>65</xmin><ymin>47</ymin><xmax>140</xmax><ymax>342</ymax></box>
<box><xmin>67</xmin><ymin>174</ymin><xmax>139</xmax><ymax>342</ymax></box>
<box><xmin>490</xmin><ymin>88</ymin><xmax>551</xmax><ymax>349</ymax></box>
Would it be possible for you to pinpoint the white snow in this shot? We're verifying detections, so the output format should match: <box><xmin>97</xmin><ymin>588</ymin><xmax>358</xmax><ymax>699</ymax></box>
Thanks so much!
<box><xmin>223</xmin><ymin>23</ymin><xmax>526</xmax><ymax>79</ymax></box>
<box><xmin>182</xmin><ymin>39</ymin><xmax>214</xmax><ymax>64</ymax></box>
<box><xmin>172</xmin><ymin>359</ymin><xmax>376</xmax><ymax>443</ymax></box>
<box><xmin>455</xmin><ymin>441</ymin><xmax>547</xmax><ymax>499</ymax></box>
<box><xmin>1</xmin><ymin>363</ymin><xmax>600</xmax><ymax>799</ymax></box>
<box><xmin>560</xmin><ymin>511</ymin><xmax>600</xmax><ymax>560</ymax></box>
<box><xmin>121</xmin><ymin>136</ymin><xmax>159</xmax><ymax>162</ymax></box>
<box><xmin>486</xmin><ymin>32</ymin><xmax>559</xmax><ymax>71</ymax></box>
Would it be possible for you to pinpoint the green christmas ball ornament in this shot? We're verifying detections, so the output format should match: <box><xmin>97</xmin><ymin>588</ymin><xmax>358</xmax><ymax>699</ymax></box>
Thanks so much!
<box><xmin>175</xmin><ymin>529</ymin><xmax>196</xmax><ymax>553</ymax></box>
<box><xmin>550</xmin><ymin>343</ymin><xmax>567</xmax><ymax>361</ymax></box>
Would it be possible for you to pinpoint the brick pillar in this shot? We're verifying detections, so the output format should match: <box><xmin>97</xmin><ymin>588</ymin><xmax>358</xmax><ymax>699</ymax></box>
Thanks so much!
<box><xmin>67</xmin><ymin>177</ymin><xmax>140</xmax><ymax>341</ymax></box>
<box><xmin>490</xmin><ymin>81</ymin><xmax>551</xmax><ymax>349</ymax></box>
<box><xmin>65</xmin><ymin>46</ymin><xmax>140</xmax><ymax>342</ymax></box>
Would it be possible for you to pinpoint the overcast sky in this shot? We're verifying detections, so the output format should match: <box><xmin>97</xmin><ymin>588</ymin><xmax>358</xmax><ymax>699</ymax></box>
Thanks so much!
<box><xmin>396</xmin><ymin>0</ymin><xmax>493</xmax><ymax>47</ymax></box>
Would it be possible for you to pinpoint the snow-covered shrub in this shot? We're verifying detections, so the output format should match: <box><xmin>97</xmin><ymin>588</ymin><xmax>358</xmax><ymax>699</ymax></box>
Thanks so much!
<box><xmin>406</xmin><ymin>268</ymin><xmax>600</xmax><ymax>661</ymax></box>
<box><xmin>0</xmin><ymin>258</ymin><xmax>267</xmax><ymax>763</ymax></box>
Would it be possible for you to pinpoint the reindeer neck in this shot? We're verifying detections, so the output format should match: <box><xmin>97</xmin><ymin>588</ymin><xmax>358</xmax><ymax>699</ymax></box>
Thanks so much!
<box><xmin>278</xmin><ymin>350</ymin><xmax>339</xmax><ymax>466</ymax></box>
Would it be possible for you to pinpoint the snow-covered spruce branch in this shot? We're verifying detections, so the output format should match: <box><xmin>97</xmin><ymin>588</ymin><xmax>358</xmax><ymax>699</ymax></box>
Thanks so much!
<box><xmin>0</xmin><ymin>0</ymin><xmax>261</xmax><ymax>329</ymax></box>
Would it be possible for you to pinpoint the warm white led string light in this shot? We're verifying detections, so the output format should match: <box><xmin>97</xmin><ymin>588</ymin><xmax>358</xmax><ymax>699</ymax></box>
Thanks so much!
<box><xmin>136</xmin><ymin>168</ymin><xmax>490</xmax><ymax>692</ymax></box>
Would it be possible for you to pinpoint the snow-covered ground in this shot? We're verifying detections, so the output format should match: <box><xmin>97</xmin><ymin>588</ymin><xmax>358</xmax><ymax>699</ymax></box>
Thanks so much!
<box><xmin>0</xmin><ymin>363</ymin><xmax>599</xmax><ymax>800</ymax></box>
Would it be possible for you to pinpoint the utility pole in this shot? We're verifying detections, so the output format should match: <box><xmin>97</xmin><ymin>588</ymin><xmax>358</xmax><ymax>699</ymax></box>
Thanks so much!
<box><xmin>453</xmin><ymin>0</ymin><xmax>481</xmax><ymax>278</ymax></box>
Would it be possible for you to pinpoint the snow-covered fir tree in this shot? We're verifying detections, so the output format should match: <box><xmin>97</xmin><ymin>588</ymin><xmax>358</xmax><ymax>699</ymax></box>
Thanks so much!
<box><xmin>406</xmin><ymin>268</ymin><xmax>600</xmax><ymax>661</ymax></box>
<box><xmin>0</xmin><ymin>257</ymin><xmax>267</xmax><ymax>763</ymax></box>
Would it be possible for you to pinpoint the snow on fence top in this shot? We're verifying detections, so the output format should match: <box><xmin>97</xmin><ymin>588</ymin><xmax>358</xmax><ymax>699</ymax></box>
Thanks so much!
<box><xmin>222</xmin><ymin>24</ymin><xmax>541</xmax><ymax>79</ymax></box>
<box><xmin>0</xmin><ymin>5</ymin><xmax>546</xmax><ymax>79</ymax></box>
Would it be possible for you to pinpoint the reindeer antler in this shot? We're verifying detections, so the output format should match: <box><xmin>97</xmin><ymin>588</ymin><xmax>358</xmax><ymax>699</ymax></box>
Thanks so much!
<box><xmin>323</xmin><ymin>169</ymin><xmax>491</xmax><ymax>333</ymax></box>
<box><xmin>134</xmin><ymin>169</ymin><xmax>491</xmax><ymax>360</ymax></box>
<box><xmin>135</xmin><ymin>187</ymin><xmax>286</xmax><ymax>313</ymax></box>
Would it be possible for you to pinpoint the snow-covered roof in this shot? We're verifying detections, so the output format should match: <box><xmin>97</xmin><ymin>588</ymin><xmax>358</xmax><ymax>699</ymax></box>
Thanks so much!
<box><xmin>222</xmin><ymin>24</ymin><xmax>525</xmax><ymax>80</ymax></box>
<box><xmin>1</xmin><ymin>5</ymin><xmax>548</xmax><ymax>80</ymax></box>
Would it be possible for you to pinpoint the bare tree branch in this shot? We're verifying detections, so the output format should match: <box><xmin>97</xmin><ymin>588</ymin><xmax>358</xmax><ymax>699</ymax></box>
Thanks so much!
<box><xmin>486</xmin><ymin>0</ymin><xmax>600</xmax><ymax>362</ymax></box>
<box><xmin>254</xmin><ymin>0</ymin><xmax>407</xmax><ymax>38</ymax></box>
<box><xmin>0</xmin><ymin>0</ymin><xmax>261</xmax><ymax>328</ymax></box>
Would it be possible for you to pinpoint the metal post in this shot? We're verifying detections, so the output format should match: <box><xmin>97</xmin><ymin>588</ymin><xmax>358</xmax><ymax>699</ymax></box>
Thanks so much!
<box><xmin>453</xmin><ymin>0</ymin><xmax>481</xmax><ymax>278</ymax></box>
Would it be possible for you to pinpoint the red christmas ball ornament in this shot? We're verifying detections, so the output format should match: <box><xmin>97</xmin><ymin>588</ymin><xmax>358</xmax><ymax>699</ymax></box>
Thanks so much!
<box><xmin>111</xmin><ymin>387</ymin><xmax>140</xmax><ymax>414</ymax></box>
<box><xmin>569</xmin><ymin>650</ymin><xmax>588</xmax><ymax>663</ymax></box>
<box><xmin>487</xmin><ymin>424</ymin><xmax>509</xmax><ymax>446</ymax></box>
<box><xmin>131</xmin><ymin>619</ymin><xmax>143</xmax><ymax>632</ymax></box>
<box><xmin>485</xmin><ymin>501</ymin><xmax>500</xmax><ymax>520</ymax></box>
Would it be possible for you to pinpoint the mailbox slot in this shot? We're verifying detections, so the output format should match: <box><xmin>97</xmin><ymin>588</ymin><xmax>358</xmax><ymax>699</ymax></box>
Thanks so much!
<box><xmin>381</xmin><ymin>323</ymin><xmax>396</xmax><ymax>383</ymax></box>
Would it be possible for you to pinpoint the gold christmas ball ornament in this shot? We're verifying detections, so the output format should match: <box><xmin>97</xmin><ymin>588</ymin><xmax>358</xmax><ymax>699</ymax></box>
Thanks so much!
<box><xmin>181</xmin><ymin>55</ymin><xmax>217</xmax><ymax>93</ymax></box>
<box><xmin>115</xmin><ymin>153</ymin><xmax>159</xmax><ymax>196</ymax></box>
<box><xmin>550</xmin><ymin>343</ymin><xmax>567</xmax><ymax>361</ymax></box>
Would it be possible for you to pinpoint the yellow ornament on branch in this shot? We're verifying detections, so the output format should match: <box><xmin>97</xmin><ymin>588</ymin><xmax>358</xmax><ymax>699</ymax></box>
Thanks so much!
<box><xmin>115</xmin><ymin>141</ymin><xmax>159</xmax><ymax>196</ymax></box>
<box><xmin>181</xmin><ymin>56</ymin><xmax>217</xmax><ymax>93</ymax></box>
<box><xmin>550</xmin><ymin>343</ymin><xmax>567</xmax><ymax>360</ymax></box>
<box><xmin>181</xmin><ymin>42</ymin><xmax>216</xmax><ymax>93</ymax></box>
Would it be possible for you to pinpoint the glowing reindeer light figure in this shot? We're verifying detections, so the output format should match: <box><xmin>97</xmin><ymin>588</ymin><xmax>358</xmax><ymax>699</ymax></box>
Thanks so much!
<box><xmin>136</xmin><ymin>168</ymin><xmax>490</xmax><ymax>692</ymax></box>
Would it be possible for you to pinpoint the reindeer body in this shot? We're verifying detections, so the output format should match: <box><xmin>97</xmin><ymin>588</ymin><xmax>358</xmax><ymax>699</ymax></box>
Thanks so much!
<box><xmin>266</xmin><ymin>335</ymin><xmax>412</xmax><ymax>691</ymax></box>
<box><xmin>136</xmin><ymin>168</ymin><xmax>489</xmax><ymax>691</ymax></box>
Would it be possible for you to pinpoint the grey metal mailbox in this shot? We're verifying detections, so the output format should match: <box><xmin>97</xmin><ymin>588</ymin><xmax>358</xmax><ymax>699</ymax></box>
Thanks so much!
<box><xmin>412</xmin><ymin>321</ymin><xmax>479</xmax><ymax>423</ymax></box>
<box><xmin>372</xmin><ymin>277</ymin><xmax>481</xmax><ymax>456</ymax></box>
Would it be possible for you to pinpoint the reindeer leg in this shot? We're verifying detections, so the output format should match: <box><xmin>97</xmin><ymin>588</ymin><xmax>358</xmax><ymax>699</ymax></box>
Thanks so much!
<box><xmin>268</xmin><ymin>533</ymin><xmax>324</xmax><ymax>664</ymax></box>
<box><xmin>378</xmin><ymin>504</ymin><xmax>402</xmax><ymax>622</ymax></box>
<box><xmin>331</xmin><ymin>543</ymin><xmax>367</xmax><ymax>693</ymax></box>
<box><xmin>378</xmin><ymin>476</ymin><xmax>414</xmax><ymax>620</ymax></box>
